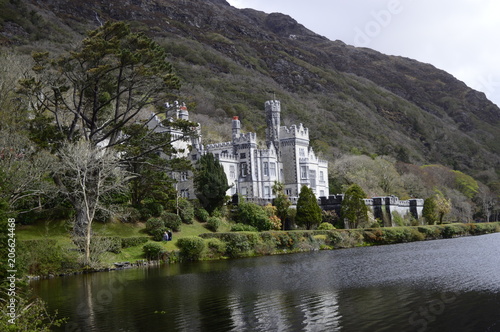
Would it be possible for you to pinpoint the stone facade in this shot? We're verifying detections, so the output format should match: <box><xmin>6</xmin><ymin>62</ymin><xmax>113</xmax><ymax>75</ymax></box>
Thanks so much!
<box><xmin>150</xmin><ymin>100</ymin><xmax>329</xmax><ymax>202</ymax></box>
<box><xmin>320</xmin><ymin>195</ymin><xmax>424</xmax><ymax>226</ymax></box>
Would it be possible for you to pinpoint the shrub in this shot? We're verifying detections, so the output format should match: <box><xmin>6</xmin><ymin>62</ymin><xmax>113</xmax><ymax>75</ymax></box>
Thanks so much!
<box><xmin>195</xmin><ymin>207</ymin><xmax>210</xmax><ymax>223</ymax></box>
<box><xmin>95</xmin><ymin>236</ymin><xmax>122</xmax><ymax>254</ymax></box>
<box><xmin>150</xmin><ymin>228</ymin><xmax>169</xmax><ymax>242</ymax></box>
<box><xmin>121</xmin><ymin>236</ymin><xmax>149</xmax><ymax>248</ymax></box>
<box><xmin>17</xmin><ymin>239</ymin><xmax>76</xmax><ymax>276</ymax></box>
<box><xmin>236</xmin><ymin>201</ymin><xmax>272</xmax><ymax>231</ymax></box>
<box><xmin>143</xmin><ymin>243</ymin><xmax>164</xmax><ymax>260</ymax></box>
<box><xmin>318</xmin><ymin>222</ymin><xmax>335</xmax><ymax>230</ymax></box>
<box><xmin>206</xmin><ymin>216</ymin><xmax>222</xmax><ymax>232</ymax></box>
<box><xmin>146</xmin><ymin>217</ymin><xmax>164</xmax><ymax>233</ymax></box>
<box><xmin>176</xmin><ymin>237</ymin><xmax>205</xmax><ymax>261</ymax></box>
<box><xmin>144</xmin><ymin>201</ymin><xmax>164</xmax><ymax>217</ymax></box>
<box><xmin>231</xmin><ymin>223</ymin><xmax>258</xmax><ymax>232</ymax></box>
<box><xmin>161</xmin><ymin>212</ymin><xmax>182</xmax><ymax>231</ymax></box>
<box><xmin>204</xmin><ymin>238</ymin><xmax>226</xmax><ymax>258</ymax></box>
<box><xmin>268</xmin><ymin>215</ymin><xmax>282</xmax><ymax>230</ymax></box>
<box><xmin>178</xmin><ymin>198</ymin><xmax>194</xmax><ymax>224</ymax></box>
<box><xmin>139</xmin><ymin>207</ymin><xmax>153</xmax><ymax>220</ymax></box>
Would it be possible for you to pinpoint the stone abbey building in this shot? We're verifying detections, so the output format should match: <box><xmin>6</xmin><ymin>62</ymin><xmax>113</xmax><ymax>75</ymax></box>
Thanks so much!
<box><xmin>150</xmin><ymin>100</ymin><xmax>329</xmax><ymax>202</ymax></box>
<box><xmin>149</xmin><ymin>100</ymin><xmax>424</xmax><ymax>224</ymax></box>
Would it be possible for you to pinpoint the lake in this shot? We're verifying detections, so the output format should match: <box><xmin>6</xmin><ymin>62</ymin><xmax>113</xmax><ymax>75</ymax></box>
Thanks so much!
<box><xmin>32</xmin><ymin>233</ymin><xmax>500</xmax><ymax>331</ymax></box>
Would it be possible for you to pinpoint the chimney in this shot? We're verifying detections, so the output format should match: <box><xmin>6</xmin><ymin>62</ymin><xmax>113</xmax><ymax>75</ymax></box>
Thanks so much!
<box><xmin>232</xmin><ymin>116</ymin><xmax>241</xmax><ymax>137</ymax></box>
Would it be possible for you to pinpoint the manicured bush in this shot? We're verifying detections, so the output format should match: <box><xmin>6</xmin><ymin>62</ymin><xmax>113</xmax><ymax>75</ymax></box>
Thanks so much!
<box><xmin>143</xmin><ymin>243</ymin><xmax>164</xmax><ymax>260</ymax></box>
<box><xmin>121</xmin><ymin>236</ymin><xmax>150</xmax><ymax>248</ymax></box>
<box><xmin>176</xmin><ymin>237</ymin><xmax>206</xmax><ymax>261</ymax></box>
<box><xmin>236</xmin><ymin>201</ymin><xmax>271</xmax><ymax>231</ymax></box>
<box><xmin>318</xmin><ymin>222</ymin><xmax>335</xmax><ymax>230</ymax></box>
<box><xmin>206</xmin><ymin>216</ymin><xmax>222</xmax><ymax>232</ymax></box>
<box><xmin>146</xmin><ymin>217</ymin><xmax>164</xmax><ymax>232</ymax></box>
<box><xmin>231</xmin><ymin>223</ymin><xmax>258</xmax><ymax>232</ymax></box>
<box><xmin>178</xmin><ymin>198</ymin><xmax>194</xmax><ymax>224</ymax></box>
<box><xmin>195</xmin><ymin>207</ymin><xmax>210</xmax><ymax>223</ymax></box>
<box><xmin>151</xmin><ymin>228</ymin><xmax>170</xmax><ymax>242</ymax></box>
<box><xmin>161</xmin><ymin>212</ymin><xmax>182</xmax><ymax>232</ymax></box>
<box><xmin>145</xmin><ymin>217</ymin><xmax>168</xmax><ymax>241</ymax></box>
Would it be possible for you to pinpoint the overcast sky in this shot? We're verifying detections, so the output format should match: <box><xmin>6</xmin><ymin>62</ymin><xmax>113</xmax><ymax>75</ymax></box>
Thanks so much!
<box><xmin>227</xmin><ymin>0</ymin><xmax>500</xmax><ymax>106</ymax></box>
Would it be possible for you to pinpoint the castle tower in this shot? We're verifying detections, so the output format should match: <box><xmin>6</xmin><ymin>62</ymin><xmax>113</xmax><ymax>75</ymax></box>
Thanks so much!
<box><xmin>265</xmin><ymin>100</ymin><xmax>281</xmax><ymax>150</ymax></box>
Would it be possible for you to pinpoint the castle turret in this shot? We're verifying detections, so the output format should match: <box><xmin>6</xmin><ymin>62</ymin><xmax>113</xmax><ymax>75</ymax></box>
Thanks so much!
<box><xmin>265</xmin><ymin>100</ymin><xmax>281</xmax><ymax>149</ymax></box>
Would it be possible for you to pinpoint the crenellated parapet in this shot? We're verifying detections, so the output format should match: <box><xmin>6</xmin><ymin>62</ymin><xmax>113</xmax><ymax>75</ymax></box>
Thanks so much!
<box><xmin>257</xmin><ymin>148</ymin><xmax>277</xmax><ymax>158</ymax></box>
<box><xmin>233</xmin><ymin>132</ymin><xmax>257</xmax><ymax>144</ymax></box>
<box><xmin>217</xmin><ymin>153</ymin><xmax>239</xmax><ymax>162</ymax></box>
<box><xmin>280</xmin><ymin>123</ymin><xmax>309</xmax><ymax>140</ymax></box>
<box><xmin>206</xmin><ymin>141</ymin><xmax>233</xmax><ymax>150</ymax></box>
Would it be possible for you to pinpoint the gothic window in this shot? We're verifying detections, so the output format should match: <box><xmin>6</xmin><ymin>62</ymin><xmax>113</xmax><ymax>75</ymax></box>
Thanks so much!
<box><xmin>320</xmin><ymin>171</ymin><xmax>324</xmax><ymax>182</ymax></box>
<box><xmin>240</xmin><ymin>153</ymin><xmax>246</xmax><ymax>159</ymax></box>
<box><xmin>230</xmin><ymin>165</ymin><xmax>235</xmax><ymax>179</ymax></box>
<box><xmin>264</xmin><ymin>186</ymin><xmax>270</xmax><ymax>197</ymax></box>
<box><xmin>240</xmin><ymin>162</ymin><xmax>248</xmax><ymax>177</ymax></box>
<box><xmin>299</xmin><ymin>148</ymin><xmax>305</xmax><ymax>157</ymax></box>
<box><xmin>301</xmin><ymin>166</ymin><xmax>308</xmax><ymax>179</ymax></box>
<box><xmin>270</xmin><ymin>163</ymin><xmax>276</xmax><ymax>177</ymax></box>
<box><xmin>180</xmin><ymin>172</ymin><xmax>188</xmax><ymax>182</ymax></box>
<box><xmin>263</xmin><ymin>162</ymin><xmax>269</xmax><ymax>176</ymax></box>
<box><xmin>285</xmin><ymin>189</ymin><xmax>292</xmax><ymax>196</ymax></box>
<box><xmin>241</xmin><ymin>187</ymin><xmax>247</xmax><ymax>196</ymax></box>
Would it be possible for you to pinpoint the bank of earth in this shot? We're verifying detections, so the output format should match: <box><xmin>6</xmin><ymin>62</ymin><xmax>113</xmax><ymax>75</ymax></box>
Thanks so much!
<box><xmin>17</xmin><ymin>220</ymin><xmax>500</xmax><ymax>279</ymax></box>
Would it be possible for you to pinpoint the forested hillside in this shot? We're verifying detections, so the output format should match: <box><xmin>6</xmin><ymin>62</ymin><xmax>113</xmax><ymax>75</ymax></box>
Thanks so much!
<box><xmin>0</xmin><ymin>0</ymin><xmax>498</xmax><ymax>223</ymax></box>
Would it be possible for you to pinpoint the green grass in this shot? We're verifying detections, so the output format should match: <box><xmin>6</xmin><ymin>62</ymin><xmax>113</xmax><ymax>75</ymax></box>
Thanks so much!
<box><xmin>16</xmin><ymin>218</ymin><xmax>215</xmax><ymax>267</ymax></box>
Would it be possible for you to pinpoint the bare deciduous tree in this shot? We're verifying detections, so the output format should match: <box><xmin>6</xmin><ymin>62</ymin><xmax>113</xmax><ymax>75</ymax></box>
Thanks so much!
<box><xmin>54</xmin><ymin>140</ymin><xmax>131</xmax><ymax>265</ymax></box>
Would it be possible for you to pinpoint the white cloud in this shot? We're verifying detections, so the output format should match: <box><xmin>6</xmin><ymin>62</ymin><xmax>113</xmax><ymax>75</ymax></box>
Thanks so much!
<box><xmin>227</xmin><ymin>0</ymin><xmax>500</xmax><ymax>106</ymax></box>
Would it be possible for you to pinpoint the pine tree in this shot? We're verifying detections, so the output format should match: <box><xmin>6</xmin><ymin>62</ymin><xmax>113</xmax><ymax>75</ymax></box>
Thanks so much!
<box><xmin>194</xmin><ymin>153</ymin><xmax>230</xmax><ymax>214</ymax></box>
<box><xmin>341</xmin><ymin>184</ymin><xmax>368</xmax><ymax>229</ymax></box>
<box><xmin>296</xmin><ymin>185</ymin><xmax>322</xmax><ymax>230</ymax></box>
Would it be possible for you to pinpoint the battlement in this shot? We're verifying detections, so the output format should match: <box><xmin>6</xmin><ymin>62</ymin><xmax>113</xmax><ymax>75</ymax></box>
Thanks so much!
<box><xmin>265</xmin><ymin>100</ymin><xmax>281</xmax><ymax>113</ymax></box>
<box><xmin>257</xmin><ymin>148</ymin><xmax>277</xmax><ymax>158</ymax></box>
<box><xmin>233</xmin><ymin>132</ymin><xmax>257</xmax><ymax>144</ymax></box>
<box><xmin>217</xmin><ymin>153</ymin><xmax>238</xmax><ymax>162</ymax></box>
<box><xmin>206</xmin><ymin>141</ymin><xmax>233</xmax><ymax>150</ymax></box>
<box><xmin>280</xmin><ymin>123</ymin><xmax>309</xmax><ymax>140</ymax></box>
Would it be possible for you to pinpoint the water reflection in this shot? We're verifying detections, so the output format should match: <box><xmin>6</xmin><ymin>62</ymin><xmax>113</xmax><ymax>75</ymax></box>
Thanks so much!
<box><xmin>32</xmin><ymin>233</ymin><xmax>500</xmax><ymax>332</ymax></box>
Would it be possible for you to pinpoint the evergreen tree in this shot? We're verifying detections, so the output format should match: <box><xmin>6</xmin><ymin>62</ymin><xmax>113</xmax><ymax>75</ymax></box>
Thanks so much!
<box><xmin>341</xmin><ymin>184</ymin><xmax>368</xmax><ymax>229</ymax></box>
<box><xmin>17</xmin><ymin>21</ymin><xmax>183</xmax><ymax>265</ymax></box>
<box><xmin>194</xmin><ymin>153</ymin><xmax>230</xmax><ymax>214</ymax></box>
<box><xmin>296</xmin><ymin>185</ymin><xmax>322</xmax><ymax>230</ymax></box>
<box><xmin>422</xmin><ymin>196</ymin><xmax>437</xmax><ymax>225</ymax></box>
<box><xmin>272</xmin><ymin>181</ymin><xmax>291</xmax><ymax>230</ymax></box>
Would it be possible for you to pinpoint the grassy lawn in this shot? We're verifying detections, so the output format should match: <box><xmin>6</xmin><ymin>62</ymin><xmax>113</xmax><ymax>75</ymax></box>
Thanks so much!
<box><xmin>17</xmin><ymin>218</ymin><xmax>217</xmax><ymax>267</ymax></box>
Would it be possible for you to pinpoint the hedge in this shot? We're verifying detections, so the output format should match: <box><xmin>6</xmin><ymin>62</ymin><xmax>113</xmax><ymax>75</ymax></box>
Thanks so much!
<box><xmin>121</xmin><ymin>236</ymin><xmax>149</xmax><ymax>248</ymax></box>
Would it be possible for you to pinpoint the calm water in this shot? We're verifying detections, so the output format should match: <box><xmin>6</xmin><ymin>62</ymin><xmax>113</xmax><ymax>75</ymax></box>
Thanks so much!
<box><xmin>32</xmin><ymin>233</ymin><xmax>500</xmax><ymax>332</ymax></box>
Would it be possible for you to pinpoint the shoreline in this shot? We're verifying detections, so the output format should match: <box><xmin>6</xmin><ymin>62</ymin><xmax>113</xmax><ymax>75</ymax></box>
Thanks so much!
<box><xmin>27</xmin><ymin>222</ymin><xmax>500</xmax><ymax>281</ymax></box>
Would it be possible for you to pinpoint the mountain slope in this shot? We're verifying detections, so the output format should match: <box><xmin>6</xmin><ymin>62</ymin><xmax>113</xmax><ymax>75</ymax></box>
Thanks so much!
<box><xmin>2</xmin><ymin>0</ymin><xmax>500</xmax><ymax>184</ymax></box>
